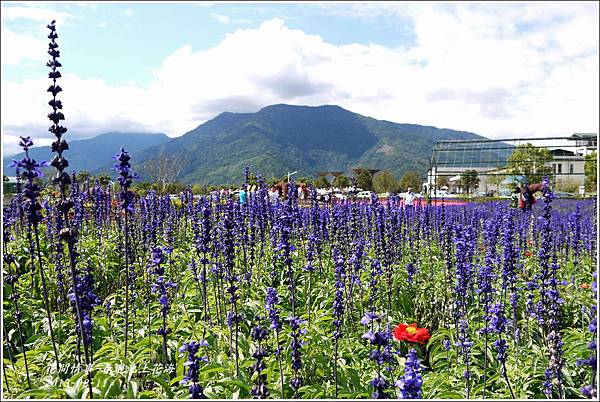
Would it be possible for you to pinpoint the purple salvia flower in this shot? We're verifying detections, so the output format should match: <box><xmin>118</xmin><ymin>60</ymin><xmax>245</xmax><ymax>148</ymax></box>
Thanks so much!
<box><xmin>265</xmin><ymin>287</ymin><xmax>284</xmax><ymax>397</ymax></box>
<box><xmin>180</xmin><ymin>340</ymin><xmax>209</xmax><ymax>399</ymax></box>
<box><xmin>362</xmin><ymin>313</ymin><xmax>392</xmax><ymax>399</ymax></box>
<box><xmin>250</xmin><ymin>324</ymin><xmax>269</xmax><ymax>398</ymax></box>
<box><xmin>395</xmin><ymin>348</ymin><xmax>423</xmax><ymax>399</ymax></box>
<box><xmin>578</xmin><ymin>273</ymin><xmax>597</xmax><ymax>398</ymax></box>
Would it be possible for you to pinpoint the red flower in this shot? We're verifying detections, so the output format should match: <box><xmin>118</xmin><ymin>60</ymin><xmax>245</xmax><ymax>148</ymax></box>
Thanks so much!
<box><xmin>524</xmin><ymin>250</ymin><xmax>532</xmax><ymax>257</ymax></box>
<box><xmin>580</xmin><ymin>283</ymin><xmax>590</xmax><ymax>289</ymax></box>
<box><xmin>393</xmin><ymin>323</ymin><xmax>431</xmax><ymax>344</ymax></box>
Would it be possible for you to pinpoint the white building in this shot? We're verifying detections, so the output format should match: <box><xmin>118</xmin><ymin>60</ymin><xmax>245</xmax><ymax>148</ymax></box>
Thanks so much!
<box><xmin>548</xmin><ymin>149</ymin><xmax>585</xmax><ymax>189</ymax></box>
<box><xmin>423</xmin><ymin>165</ymin><xmax>497</xmax><ymax>195</ymax></box>
<box><xmin>570</xmin><ymin>133</ymin><xmax>597</xmax><ymax>156</ymax></box>
<box><xmin>425</xmin><ymin>148</ymin><xmax>589</xmax><ymax>196</ymax></box>
<box><xmin>425</xmin><ymin>133</ymin><xmax>597</xmax><ymax>196</ymax></box>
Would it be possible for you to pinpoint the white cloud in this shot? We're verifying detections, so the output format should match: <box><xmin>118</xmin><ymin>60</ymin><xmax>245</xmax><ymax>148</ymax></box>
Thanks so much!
<box><xmin>123</xmin><ymin>9</ymin><xmax>133</xmax><ymax>17</ymax></box>
<box><xmin>0</xmin><ymin>5</ymin><xmax>74</xmax><ymax>23</ymax></box>
<box><xmin>74</xmin><ymin>2</ymin><xmax>99</xmax><ymax>10</ymax></box>
<box><xmin>210</xmin><ymin>12</ymin><xmax>251</xmax><ymax>24</ymax></box>
<box><xmin>2</xmin><ymin>4</ymin><xmax>598</xmax><ymax>157</ymax></box>
<box><xmin>210</xmin><ymin>12</ymin><xmax>229</xmax><ymax>23</ymax></box>
<box><xmin>1</xmin><ymin>27</ymin><xmax>47</xmax><ymax>65</ymax></box>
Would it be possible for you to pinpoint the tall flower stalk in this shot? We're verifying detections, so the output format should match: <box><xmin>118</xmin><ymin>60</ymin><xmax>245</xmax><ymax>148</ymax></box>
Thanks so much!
<box><xmin>395</xmin><ymin>348</ymin><xmax>423</xmax><ymax>399</ymax></box>
<box><xmin>362</xmin><ymin>312</ymin><xmax>391</xmax><ymax>399</ymax></box>
<box><xmin>149</xmin><ymin>247</ymin><xmax>177</xmax><ymax>366</ymax></box>
<box><xmin>3</xmin><ymin>212</ymin><xmax>31</xmax><ymax>388</ymax></box>
<box><xmin>10</xmin><ymin>137</ymin><xmax>60</xmax><ymax>373</ymax></box>
<box><xmin>454</xmin><ymin>224</ymin><xmax>475</xmax><ymax>398</ymax></box>
<box><xmin>539</xmin><ymin>178</ymin><xmax>564</xmax><ymax>399</ymax></box>
<box><xmin>578</xmin><ymin>274</ymin><xmax>597</xmax><ymax>399</ymax></box>
<box><xmin>332</xmin><ymin>250</ymin><xmax>345</xmax><ymax>398</ymax></box>
<box><xmin>113</xmin><ymin>147</ymin><xmax>137</xmax><ymax>356</ymax></box>
<box><xmin>193</xmin><ymin>198</ymin><xmax>212</xmax><ymax>324</ymax></box>
<box><xmin>250</xmin><ymin>324</ymin><xmax>270</xmax><ymax>398</ymax></box>
<box><xmin>222</xmin><ymin>200</ymin><xmax>240</xmax><ymax>375</ymax></box>
<box><xmin>180</xmin><ymin>340</ymin><xmax>209</xmax><ymax>399</ymax></box>
<box><xmin>489</xmin><ymin>302</ymin><xmax>515</xmax><ymax>398</ymax></box>
<box><xmin>265</xmin><ymin>287</ymin><xmax>284</xmax><ymax>397</ymax></box>
<box><xmin>46</xmin><ymin>19</ymin><xmax>94</xmax><ymax>397</ymax></box>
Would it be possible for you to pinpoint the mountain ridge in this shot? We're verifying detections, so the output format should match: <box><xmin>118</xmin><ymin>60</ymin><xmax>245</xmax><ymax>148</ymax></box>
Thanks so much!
<box><xmin>134</xmin><ymin>104</ymin><xmax>487</xmax><ymax>184</ymax></box>
<box><xmin>3</xmin><ymin>132</ymin><xmax>170</xmax><ymax>175</ymax></box>
<box><xmin>3</xmin><ymin>105</ymin><xmax>494</xmax><ymax>185</ymax></box>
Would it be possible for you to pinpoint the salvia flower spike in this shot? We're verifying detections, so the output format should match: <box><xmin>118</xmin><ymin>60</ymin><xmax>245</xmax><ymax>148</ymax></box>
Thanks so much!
<box><xmin>46</xmin><ymin>19</ymin><xmax>94</xmax><ymax>398</ymax></box>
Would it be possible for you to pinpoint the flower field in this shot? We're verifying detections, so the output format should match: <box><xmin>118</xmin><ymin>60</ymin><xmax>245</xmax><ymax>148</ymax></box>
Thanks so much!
<box><xmin>2</xmin><ymin>173</ymin><xmax>597</xmax><ymax>399</ymax></box>
<box><xmin>1</xmin><ymin>20</ymin><xmax>598</xmax><ymax>400</ymax></box>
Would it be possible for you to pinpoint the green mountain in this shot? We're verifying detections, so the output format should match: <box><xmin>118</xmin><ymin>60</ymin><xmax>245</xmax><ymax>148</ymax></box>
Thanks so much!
<box><xmin>135</xmin><ymin>104</ymin><xmax>488</xmax><ymax>185</ymax></box>
<box><xmin>4</xmin><ymin>132</ymin><xmax>170</xmax><ymax>175</ymax></box>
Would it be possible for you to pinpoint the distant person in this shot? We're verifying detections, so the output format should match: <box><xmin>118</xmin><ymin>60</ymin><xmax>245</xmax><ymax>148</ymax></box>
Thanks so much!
<box><xmin>405</xmin><ymin>187</ymin><xmax>416</xmax><ymax>207</ymax></box>
<box><xmin>239</xmin><ymin>187</ymin><xmax>247</xmax><ymax>204</ymax></box>
<box><xmin>510</xmin><ymin>187</ymin><xmax>521</xmax><ymax>209</ymax></box>
<box><xmin>269</xmin><ymin>186</ymin><xmax>279</xmax><ymax>204</ymax></box>
<box><xmin>520</xmin><ymin>182</ymin><xmax>542</xmax><ymax>211</ymax></box>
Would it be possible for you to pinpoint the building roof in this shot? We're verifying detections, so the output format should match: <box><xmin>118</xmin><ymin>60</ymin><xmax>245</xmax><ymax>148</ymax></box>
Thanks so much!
<box><xmin>550</xmin><ymin>149</ymin><xmax>575</xmax><ymax>156</ymax></box>
<box><xmin>570</xmin><ymin>133</ymin><xmax>598</xmax><ymax>140</ymax></box>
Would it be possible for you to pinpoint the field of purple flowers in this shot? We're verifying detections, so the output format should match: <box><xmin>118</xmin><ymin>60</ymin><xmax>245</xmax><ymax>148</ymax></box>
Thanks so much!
<box><xmin>1</xmin><ymin>20</ymin><xmax>598</xmax><ymax>400</ymax></box>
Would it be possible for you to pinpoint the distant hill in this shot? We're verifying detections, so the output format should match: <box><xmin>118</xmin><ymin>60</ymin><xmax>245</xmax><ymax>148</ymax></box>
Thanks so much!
<box><xmin>134</xmin><ymin>104</ymin><xmax>489</xmax><ymax>185</ymax></box>
<box><xmin>3</xmin><ymin>106</ymin><xmax>498</xmax><ymax>185</ymax></box>
<box><xmin>4</xmin><ymin>132</ymin><xmax>170</xmax><ymax>175</ymax></box>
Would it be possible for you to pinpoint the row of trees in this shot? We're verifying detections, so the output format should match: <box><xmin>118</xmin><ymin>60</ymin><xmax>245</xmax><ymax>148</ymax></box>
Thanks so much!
<box><xmin>313</xmin><ymin>169</ymin><xmax>423</xmax><ymax>194</ymax></box>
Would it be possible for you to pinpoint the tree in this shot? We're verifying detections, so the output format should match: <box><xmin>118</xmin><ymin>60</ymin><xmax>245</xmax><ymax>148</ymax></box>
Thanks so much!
<box><xmin>373</xmin><ymin>171</ymin><xmax>398</xmax><ymax>193</ymax></box>
<box><xmin>131</xmin><ymin>181</ymin><xmax>154</xmax><ymax>197</ymax></box>
<box><xmin>314</xmin><ymin>176</ymin><xmax>331</xmax><ymax>189</ymax></box>
<box><xmin>458</xmin><ymin>169</ymin><xmax>480</xmax><ymax>195</ymax></box>
<box><xmin>486</xmin><ymin>167</ymin><xmax>505</xmax><ymax>196</ymax></box>
<box><xmin>3</xmin><ymin>175</ymin><xmax>15</xmax><ymax>194</ymax></box>
<box><xmin>559</xmin><ymin>178</ymin><xmax>580</xmax><ymax>193</ymax></box>
<box><xmin>356</xmin><ymin>169</ymin><xmax>374</xmax><ymax>191</ymax></box>
<box><xmin>507</xmin><ymin>143</ymin><xmax>553</xmax><ymax>184</ymax></box>
<box><xmin>164</xmin><ymin>182</ymin><xmax>186</xmax><ymax>194</ymax></box>
<box><xmin>144</xmin><ymin>155</ymin><xmax>188</xmax><ymax>194</ymax></box>
<box><xmin>585</xmin><ymin>151</ymin><xmax>597</xmax><ymax>192</ymax></box>
<box><xmin>399</xmin><ymin>171</ymin><xmax>421</xmax><ymax>192</ymax></box>
<box><xmin>192</xmin><ymin>184</ymin><xmax>207</xmax><ymax>195</ymax></box>
<box><xmin>436</xmin><ymin>175</ymin><xmax>449</xmax><ymax>189</ymax></box>
<box><xmin>96</xmin><ymin>173</ymin><xmax>111</xmax><ymax>187</ymax></box>
<box><xmin>76</xmin><ymin>170</ymin><xmax>90</xmax><ymax>183</ymax></box>
<box><xmin>333</xmin><ymin>175</ymin><xmax>351</xmax><ymax>188</ymax></box>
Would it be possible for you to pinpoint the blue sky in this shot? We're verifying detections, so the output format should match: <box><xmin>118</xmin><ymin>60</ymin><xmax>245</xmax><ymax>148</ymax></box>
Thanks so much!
<box><xmin>3</xmin><ymin>2</ymin><xmax>416</xmax><ymax>86</ymax></box>
<box><xmin>2</xmin><ymin>1</ymin><xmax>598</xmax><ymax>155</ymax></box>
